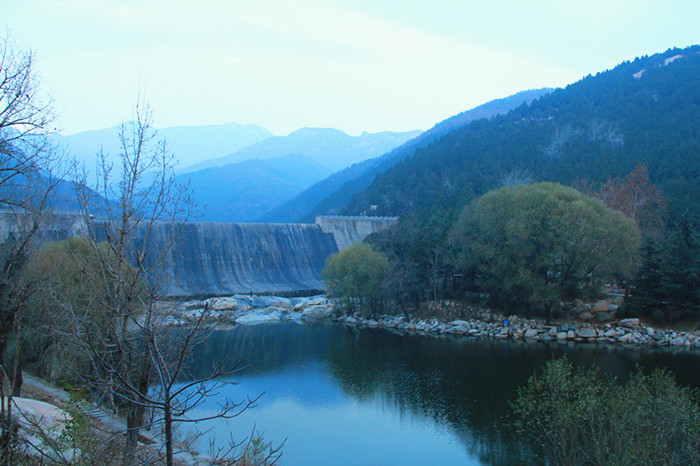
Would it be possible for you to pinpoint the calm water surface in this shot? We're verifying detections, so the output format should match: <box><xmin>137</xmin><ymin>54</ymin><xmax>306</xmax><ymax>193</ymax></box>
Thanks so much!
<box><xmin>180</xmin><ymin>323</ymin><xmax>700</xmax><ymax>465</ymax></box>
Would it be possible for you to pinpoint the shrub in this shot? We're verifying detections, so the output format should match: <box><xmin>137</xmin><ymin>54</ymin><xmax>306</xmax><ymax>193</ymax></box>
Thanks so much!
<box><xmin>512</xmin><ymin>358</ymin><xmax>700</xmax><ymax>465</ymax></box>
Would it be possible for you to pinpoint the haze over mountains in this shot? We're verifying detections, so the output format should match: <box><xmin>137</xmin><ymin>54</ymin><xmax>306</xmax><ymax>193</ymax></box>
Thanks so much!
<box><xmin>57</xmin><ymin>123</ymin><xmax>421</xmax><ymax>222</ymax></box>
<box><xmin>56</xmin><ymin>122</ymin><xmax>273</xmax><ymax>179</ymax></box>
<box><xmin>55</xmin><ymin>46</ymin><xmax>700</xmax><ymax>227</ymax></box>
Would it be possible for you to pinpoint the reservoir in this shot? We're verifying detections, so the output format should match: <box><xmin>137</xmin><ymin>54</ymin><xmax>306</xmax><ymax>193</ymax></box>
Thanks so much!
<box><xmin>180</xmin><ymin>322</ymin><xmax>700</xmax><ymax>464</ymax></box>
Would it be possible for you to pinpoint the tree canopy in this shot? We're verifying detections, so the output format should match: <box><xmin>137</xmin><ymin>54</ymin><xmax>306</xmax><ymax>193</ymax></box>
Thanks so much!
<box><xmin>451</xmin><ymin>183</ymin><xmax>641</xmax><ymax>318</ymax></box>
<box><xmin>322</xmin><ymin>242</ymin><xmax>389</xmax><ymax>317</ymax></box>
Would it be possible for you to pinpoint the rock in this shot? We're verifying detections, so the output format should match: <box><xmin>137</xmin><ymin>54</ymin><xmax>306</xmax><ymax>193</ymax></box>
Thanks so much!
<box><xmin>345</xmin><ymin>316</ymin><xmax>357</xmax><ymax>324</ymax></box>
<box><xmin>618</xmin><ymin>333</ymin><xmax>635</xmax><ymax>343</ymax></box>
<box><xmin>646</xmin><ymin>327</ymin><xmax>655</xmax><ymax>335</ymax></box>
<box><xmin>595</xmin><ymin>312</ymin><xmax>612</xmax><ymax>322</ymax></box>
<box><xmin>367</xmin><ymin>319</ymin><xmax>378</xmax><ymax>327</ymax></box>
<box><xmin>567</xmin><ymin>330</ymin><xmax>576</xmax><ymax>339</ymax></box>
<box><xmin>236</xmin><ymin>312</ymin><xmax>281</xmax><ymax>325</ymax></box>
<box><xmin>206</xmin><ymin>297</ymin><xmax>238</xmax><ymax>311</ymax></box>
<box><xmin>578</xmin><ymin>328</ymin><xmax>597</xmax><ymax>339</ymax></box>
<box><xmin>560</xmin><ymin>324</ymin><xmax>569</xmax><ymax>332</ymax></box>
<box><xmin>593</xmin><ymin>300</ymin><xmax>610</xmax><ymax>313</ymax></box>
<box><xmin>447</xmin><ymin>325</ymin><xmax>468</xmax><ymax>335</ymax></box>
<box><xmin>556</xmin><ymin>332</ymin><xmax>568</xmax><ymax>340</ymax></box>
<box><xmin>604</xmin><ymin>329</ymin><xmax>617</xmax><ymax>338</ymax></box>
<box><xmin>307</xmin><ymin>297</ymin><xmax>327</xmax><ymax>306</ymax></box>
<box><xmin>181</xmin><ymin>299</ymin><xmax>205</xmax><ymax>310</ymax></box>
<box><xmin>524</xmin><ymin>329</ymin><xmax>540</xmax><ymax>339</ymax></box>
<box><xmin>449</xmin><ymin>320</ymin><xmax>470</xmax><ymax>326</ymax></box>
<box><xmin>303</xmin><ymin>306</ymin><xmax>334</xmax><ymax>321</ymax></box>
<box><xmin>618</xmin><ymin>318</ymin><xmax>640</xmax><ymax>328</ymax></box>
<box><xmin>274</xmin><ymin>299</ymin><xmax>293</xmax><ymax>308</ymax></box>
<box><xmin>579</xmin><ymin>312</ymin><xmax>594</xmax><ymax>321</ymax></box>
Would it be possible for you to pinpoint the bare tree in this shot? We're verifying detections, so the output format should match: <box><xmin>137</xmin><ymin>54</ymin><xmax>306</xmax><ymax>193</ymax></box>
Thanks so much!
<box><xmin>0</xmin><ymin>34</ymin><xmax>59</xmax><ymax>460</ymax></box>
<box><xmin>72</xmin><ymin>100</ymin><xmax>269</xmax><ymax>465</ymax></box>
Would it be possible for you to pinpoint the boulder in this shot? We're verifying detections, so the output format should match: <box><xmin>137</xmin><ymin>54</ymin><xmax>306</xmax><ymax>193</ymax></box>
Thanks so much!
<box><xmin>592</xmin><ymin>300</ymin><xmax>610</xmax><ymax>313</ymax></box>
<box><xmin>618</xmin><ymin>318</ymin><xmax>640</xmax><ymax>328</ymax></box>
<box><xmin>618</xmin><ymin>333</ymin><xmax>635</xmax><ymax>343</ymax></box>
<box><xmin>446</xmin><ymin>325</ymin><xmax>468</xmax><ymax>335</ymax></box>
<box><xmin>579</xmin><ymin>312</ymin><xmax>594</xmax><ymax>321</ymax></box>
<box><xmin>206</xmin><ymin>297</ymin><xmax>238</xmax><ymax>311</ymax></box>
<box><xmin>578</xmin><ymin>328</ymin><xmax>597</xmax><ymax>339</ymax></box>
<box><xmin>181</xmin><ymin>300</ymin><xmax>205</xmax><ymax>310</ymax></box>
<box><xmin>595</xmin><ymin>312</ymin><xmax>612</xmax><ymax>322</ymax></box>
<box><xmin>236</xmin><ymin>312</ymin><xmax>280</xmax><ymax>325</ymax></box>
<box><xmin>524</xmin><ymin>329</ymin><xmax>540</xmax><ymax>339</ymax></box>
<box><xmin>449</xmin><ymin>320</ymin><xmax>470</xmax><ymax>326</ymax></box>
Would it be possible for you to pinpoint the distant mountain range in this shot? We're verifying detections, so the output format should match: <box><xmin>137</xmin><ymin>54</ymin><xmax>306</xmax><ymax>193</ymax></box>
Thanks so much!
<box><xmin>180</xmin><ymin>154</ymin><xmax>333</xmax><ymax>222</ymax></box>
<box><xmin>57</xmin><ymin>122</ymin><xmax>421</xmax><ymax>222</ymax></box>
<box><xmin>183</xmin><ymin>127</ymin><xmax>422</xmax><ymax>173</ymax></box>
<box><xmin>259</xmin><ymin>88</ymin><xmax>551</xmax><ymax>223</ymax></box>
<box><xmin>55</xmin><ymin>122</ymin><xmax>273</xmax><ymax>182</ymax></box>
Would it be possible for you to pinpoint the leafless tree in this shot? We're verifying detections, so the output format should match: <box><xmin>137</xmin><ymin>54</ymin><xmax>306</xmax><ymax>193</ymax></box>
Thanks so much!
<box><xmin>72</xmin><ymin>100</ymin><xmax>271</xmax><ymax>465</ymax></box>
<box><xmin>0</xmin><ymin>33</ymin><xmax>59</xmax><ymax>461</ymax></box>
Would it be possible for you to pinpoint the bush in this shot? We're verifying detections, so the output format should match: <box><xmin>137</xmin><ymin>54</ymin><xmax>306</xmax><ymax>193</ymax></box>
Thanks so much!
<box><xmin>512</xmin><ymin>358</ymin><xmax>700</xmax><ymax>465</ymax></box>
<box><xmin>322</xmin><ymin>243</ymin><xmax>389</xmax><ymax>317</ymax></box>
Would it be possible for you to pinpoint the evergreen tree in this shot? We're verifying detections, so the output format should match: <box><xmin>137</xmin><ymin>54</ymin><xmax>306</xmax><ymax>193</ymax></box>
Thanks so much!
<box><xmin>664</xmin><ymin>214</ymin><xmax>700</xmax><ymax>321</ymax></box>
<box><xmin>627</xmin><ymin>239</ymin><xmax>669</xmax><ymax>318</ymax></box>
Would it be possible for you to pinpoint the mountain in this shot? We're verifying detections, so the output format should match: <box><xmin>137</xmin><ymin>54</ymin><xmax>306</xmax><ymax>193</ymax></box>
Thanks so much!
<box><xmin>178</xmin><ymin>154</ymin><xmax>332</xmax><ymax>222</ymax></box>
<box><xmin>57</xmin><ymin>122</ymin><xmax>273</xmax><ymax>182</ymax></box>
<box><xmin>183</xmin><ymin>127</ymin><xmax>422</xmax><ymax>173</ymax></box>
<box><xmin>260</xmin><ymin>88</ymin><xmax>551</xmax><ymax>223</ymax></box>
<box><xmin>340</xmin><ymin>46</ymin><xmax>700</xmax><ymax>225</ymax></box>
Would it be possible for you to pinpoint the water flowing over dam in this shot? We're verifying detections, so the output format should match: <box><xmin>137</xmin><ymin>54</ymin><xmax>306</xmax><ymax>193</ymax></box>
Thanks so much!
<box><xmin>8</xmin><ymin>212</ymin><xmax>397</xmax><ymax>297</ymax></box>
<box><xmin>151</xmin><ymin>217</ymin><xmax>396</xmax><ymax>296</ymax></box>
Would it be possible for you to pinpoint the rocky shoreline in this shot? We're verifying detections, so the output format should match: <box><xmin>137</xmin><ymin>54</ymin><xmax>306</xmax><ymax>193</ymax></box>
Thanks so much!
<box><xmin>166</xmin><ymin>295</ymin><xmax>700</xmax><ymax>351</ymax></box>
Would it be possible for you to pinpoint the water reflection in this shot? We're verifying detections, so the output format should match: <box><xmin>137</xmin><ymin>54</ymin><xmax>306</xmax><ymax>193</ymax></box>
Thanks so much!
<box><xmin>178</xmin><ymin>323</ymin><xmax>700</xmax><ymax>465</ymax></box>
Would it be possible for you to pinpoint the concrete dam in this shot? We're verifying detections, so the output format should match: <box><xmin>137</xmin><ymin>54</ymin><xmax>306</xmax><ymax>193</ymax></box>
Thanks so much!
<box><xmin>4</xmin><ymin>212</ymin><xmax>397</xmax><ymax>297</ymax></box>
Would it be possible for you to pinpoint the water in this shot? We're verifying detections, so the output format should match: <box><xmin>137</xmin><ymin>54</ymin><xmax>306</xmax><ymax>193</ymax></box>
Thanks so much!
<box><xmin>178</xmin><ymin>323</ymin><xmax>700</xmax><ymax>465</ymax></box>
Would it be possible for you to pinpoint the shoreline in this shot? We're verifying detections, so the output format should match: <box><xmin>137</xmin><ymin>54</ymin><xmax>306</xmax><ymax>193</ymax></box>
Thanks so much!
<box><xmin>167</xmin><ymin>295</ymin><xmax>700</xmax><ymax>352</ymax></box>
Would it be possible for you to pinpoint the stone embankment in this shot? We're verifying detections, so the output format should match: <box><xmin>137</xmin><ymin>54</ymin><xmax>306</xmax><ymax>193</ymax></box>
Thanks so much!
<box><xmin>335</xmin><ymin>314</ymin><xmax>700</xmax><ymax>349</ymax></box>
<box><xmin>164</xmin><ymin>295</ymin><xmax>335</xmax><ymax>326</ymax></box>
<box><xmin>165</xmin><ymin>295</ymin><xmax>700</xmax><ymax>351</ymax></box>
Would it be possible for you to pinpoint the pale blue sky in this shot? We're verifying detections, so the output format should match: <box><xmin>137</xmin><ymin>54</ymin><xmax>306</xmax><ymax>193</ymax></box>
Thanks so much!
<box><xmin>4</xmin><ymin>0</ymin><xmax>699</xmax><ymax>136</ymax></box>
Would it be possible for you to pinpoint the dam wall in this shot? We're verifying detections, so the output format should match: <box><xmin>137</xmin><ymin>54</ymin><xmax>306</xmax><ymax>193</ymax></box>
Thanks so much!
<box><xmin>146</xmin><ymin>222</ymin><xmax>340</xmax><ymax>297</ymax></box>
<box><xmin>11</xmin><ymin>212</ymin><xmax>396</xmax><ymax>297</ymax></box>
<box><xmin>315</xmin><ymin>215</ymin><xmax>398</xmax><ymax>250</ymax></box>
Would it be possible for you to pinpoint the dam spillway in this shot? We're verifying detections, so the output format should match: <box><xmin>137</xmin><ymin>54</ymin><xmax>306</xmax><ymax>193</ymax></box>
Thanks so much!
<box><xmin>158</xmin><ymin>222</ymin><xmax>340</xmax><ymax>296</ymax></box>
<box><xmin>10</xmin><ymin>212</ymin><xmax>397</xmax><ymax>297</ymax></box>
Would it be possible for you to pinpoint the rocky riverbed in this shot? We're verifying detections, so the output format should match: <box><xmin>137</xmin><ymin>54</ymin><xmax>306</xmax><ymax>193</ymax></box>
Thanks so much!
<box><xmin>164</xmin><ymin>295</ymin><xmax>700</xmax><ymax>351</ymax></box>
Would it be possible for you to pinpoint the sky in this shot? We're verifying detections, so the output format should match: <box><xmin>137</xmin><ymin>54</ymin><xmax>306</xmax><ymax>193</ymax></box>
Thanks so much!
<box><xmin>4</xmin><ymin>0</ymin><xmax>699</xmax><ymax>136</ymax></box>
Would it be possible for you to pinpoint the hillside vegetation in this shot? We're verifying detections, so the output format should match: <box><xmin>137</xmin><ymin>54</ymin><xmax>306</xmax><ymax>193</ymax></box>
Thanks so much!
<box><xmin>343</xmin><ymin>46</ymin><xmax>700</xmax><ymax>226</ymax></box>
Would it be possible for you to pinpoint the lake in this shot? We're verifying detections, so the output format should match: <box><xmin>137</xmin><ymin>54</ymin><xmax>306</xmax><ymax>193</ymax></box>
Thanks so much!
<box><xmin>179</xmin><ymin>322</ymin><xmax>700</xmax><ymax>465</ymax></box>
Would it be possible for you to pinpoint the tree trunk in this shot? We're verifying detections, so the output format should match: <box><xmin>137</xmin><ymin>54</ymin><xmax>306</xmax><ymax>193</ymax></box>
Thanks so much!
<box><xmin>123</xmin><ymin>351</ymin><xmax>152</xmax><ymax>464</ymax></box>
<box><xmin>164</xmin><ymin>401</ymin><xmax>173</xmax><ymax>466</ymax></box>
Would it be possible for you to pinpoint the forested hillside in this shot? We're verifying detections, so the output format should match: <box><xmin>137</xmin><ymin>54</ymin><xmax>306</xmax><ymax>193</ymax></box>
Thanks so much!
<box><xmin>343</xmin><ymin>46</ymin><xmax>700</xmax><ymax>226</ymax></box>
